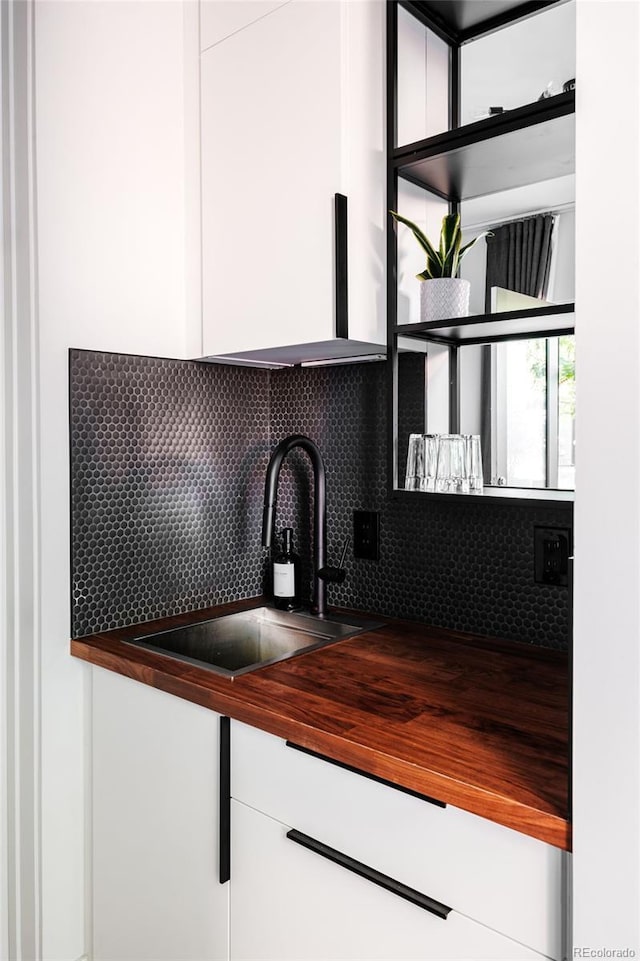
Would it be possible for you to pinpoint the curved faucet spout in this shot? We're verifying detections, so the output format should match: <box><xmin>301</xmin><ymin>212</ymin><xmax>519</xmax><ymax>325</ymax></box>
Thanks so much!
<box><xmin>262</xmin><ymin>434</ymin><xmax>327</xmax><ymax>616</ymax></box>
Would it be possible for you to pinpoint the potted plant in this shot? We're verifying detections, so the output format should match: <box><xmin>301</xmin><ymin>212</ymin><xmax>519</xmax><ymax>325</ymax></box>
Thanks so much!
<box><xmin>390</xmin><ymin>211</ymin><xmax>490</xmax><ymax>323</ymax></box>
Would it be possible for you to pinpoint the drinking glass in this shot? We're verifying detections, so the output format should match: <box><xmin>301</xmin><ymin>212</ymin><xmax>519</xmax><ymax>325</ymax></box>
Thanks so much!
<box><xmin>464</xmin><ymin>434</ymin><xmax>484</xmax><ymax>492</ymax></box>
<box><xmin>405</xmin><ymin>434</ymin><xmax>425</xmax><ymax>491</ymax></box>
<box><xmin>436</xmin><ymin>434</ymin><xmax>468</xmax><ymax>493</ymax></box>
<box><xmin>423</xmin><ymin>434</ymin><xmax>440</xmax><ymax>492</ymax></box>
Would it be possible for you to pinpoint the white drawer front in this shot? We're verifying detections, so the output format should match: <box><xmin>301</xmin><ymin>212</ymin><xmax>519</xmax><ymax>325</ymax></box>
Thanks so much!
<box><xmin>231</xmin><ymin>798</ymin><xmax>546</xmax><ymax>961</ymax></box>
<box><xmin>232</xmin><ymin>720</ymin><xmax>565</xmax><ymax>960</ymax></box>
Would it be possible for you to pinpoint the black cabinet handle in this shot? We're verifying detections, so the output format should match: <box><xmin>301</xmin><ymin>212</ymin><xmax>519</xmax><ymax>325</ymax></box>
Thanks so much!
<box><xmin>335</xmin><ymin>192</ymin><xmax>348</xmax><ymax>339</ymax></box>
<box><xmin>286</xmin><ymin>829</ymin><xmax>451</xmax><ymax>920</ymax></box>
<box><xmin>219</xmin><ymin>716</ymin><xmax>230</xmax><ymax>884</ymax></box>
<box><xmin>285</xmin><ymin>740</ymin><xmax>446</xmax><ymax>808</ymax></box>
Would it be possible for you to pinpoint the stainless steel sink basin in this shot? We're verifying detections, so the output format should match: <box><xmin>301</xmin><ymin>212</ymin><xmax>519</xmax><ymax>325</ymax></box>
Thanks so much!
<box><xmin>124</xmin><ymin>606</ymin><xmax>382</xmax><ymax>678</ymax></box>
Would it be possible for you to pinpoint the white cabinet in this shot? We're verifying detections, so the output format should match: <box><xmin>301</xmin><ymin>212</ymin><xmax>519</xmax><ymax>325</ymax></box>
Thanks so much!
<box><xmin>92</xmin><ymin>668</ymin><xmax>228</xmax><ymax>961</ymax></box>
<box><xmin>89</xmin><ymin>678</ymin><xmax>567</xmax><ymax>961</ymax></box>
<box><xmin>231</xmin><ymin>798</ymin><xmax>545</xmax><ymax>961</ymax></box>
<box><xmin>232</xmin><ymin>720</ymin><xmax>567</xmax><ymax>961</ymax></box>
<box><xmin>200</xmin><ymin>0</ymin><xmax>385</xmax><ymax>361</ymax></box>
<box><xmin>200</xmin><ymin>0</ymin><xmax>286</xmax><ymax>52</ymax></box>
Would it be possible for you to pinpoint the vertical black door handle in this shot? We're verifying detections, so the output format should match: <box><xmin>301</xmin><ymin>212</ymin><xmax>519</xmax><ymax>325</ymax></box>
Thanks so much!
<box><xmin>219</xmin><ymin>716</ymin><xmax>230</xmax><ymax>883</ymax></box>
<box><xmin>335</xmin><ymin>193</ymin><xmax>348</xmax><ymax>339</ymax></box>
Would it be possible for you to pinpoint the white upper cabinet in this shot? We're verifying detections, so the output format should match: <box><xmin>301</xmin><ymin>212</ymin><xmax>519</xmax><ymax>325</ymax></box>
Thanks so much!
<box><xmin>200</xmin><ymin>0</ymin><xmax>288</xmax><ymax>52</ymax></box>
<box><xmin>200</xmin><ymin>0</ymin><xmax>385</xmax><ymax>361</ymax></box>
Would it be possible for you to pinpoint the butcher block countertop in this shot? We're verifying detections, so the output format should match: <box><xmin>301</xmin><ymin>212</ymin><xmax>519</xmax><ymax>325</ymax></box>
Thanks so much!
<box><xmin>71</xmin><ymin>597</ymin><xmax>570</xmax><ymax>851</ymax></box>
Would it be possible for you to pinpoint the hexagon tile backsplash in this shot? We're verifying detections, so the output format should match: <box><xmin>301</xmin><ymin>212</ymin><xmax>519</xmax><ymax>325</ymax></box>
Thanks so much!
<box><xmin>69</xmin><ymin>349</ymin><xmax>571</xmax><ymax>649</ymax></box>
<box><xmin>69</xmin><ymin>350</ymin><xmax>270</xmax><ymax>636</ymax></box>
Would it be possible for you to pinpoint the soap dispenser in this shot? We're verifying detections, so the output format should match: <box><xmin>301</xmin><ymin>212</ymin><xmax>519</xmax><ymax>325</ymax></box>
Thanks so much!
<box><xmin>272</xmin><ymin>527</ymin><xmax>300</xmax><ymax>610</ymax></box>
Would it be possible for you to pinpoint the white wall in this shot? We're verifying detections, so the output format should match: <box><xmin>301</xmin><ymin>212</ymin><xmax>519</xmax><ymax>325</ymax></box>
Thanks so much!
<box><xmin>33</xmin><ymin>1</ymin><xmax>198</xmax><ymax>956</ymax></box>
<box><xmin>2</xmin><ymin>3</ymin><xmax>41</xmax><ymax>957</ymax></box>
<box><xmin>396</xmin><ymin>3</ymin><xmax>448</xmax><ymax>145</ymax></box>
<box><xmin>573</xmin><ymin>0</ymin><xmax>640</xmax><ymax>954</ymax></box>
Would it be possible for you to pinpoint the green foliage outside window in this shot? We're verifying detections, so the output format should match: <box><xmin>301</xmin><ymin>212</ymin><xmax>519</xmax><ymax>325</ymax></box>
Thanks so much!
<box><xmin>526</xmin><ymin>336</ymin><xmax>575</xmax><ymax>417</ymax></box>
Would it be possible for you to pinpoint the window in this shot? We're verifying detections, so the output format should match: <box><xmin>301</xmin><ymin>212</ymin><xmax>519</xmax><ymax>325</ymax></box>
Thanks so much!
<box><xmin>493</xmin><ymin>335</ymin><xmax>575</xmax><ymax>490</ymax></box>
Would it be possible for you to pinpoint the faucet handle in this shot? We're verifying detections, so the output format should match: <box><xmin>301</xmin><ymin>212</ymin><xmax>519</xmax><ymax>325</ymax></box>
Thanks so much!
<box><xmin>317</xmin><ymin>537</ymin><xmax>350</xmax><ymax>585</ymax></box>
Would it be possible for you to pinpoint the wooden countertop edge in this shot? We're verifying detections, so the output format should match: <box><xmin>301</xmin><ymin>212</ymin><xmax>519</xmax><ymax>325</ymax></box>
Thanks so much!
<box><xmin>70</xmin><ymin>634</ymin><xmax>571</xmax><ymax>852</ymax></box>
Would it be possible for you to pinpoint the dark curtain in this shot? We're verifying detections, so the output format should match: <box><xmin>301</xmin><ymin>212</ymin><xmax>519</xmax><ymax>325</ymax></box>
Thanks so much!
<box><xmin>484</xmin><ymin>214</ymin><xmax>555</xmax><ymax>305</ymax></box>
<box><xmin>480</xmin><ymin>214</ymin><xmax>555</xmax><ymax>482</ymax></box>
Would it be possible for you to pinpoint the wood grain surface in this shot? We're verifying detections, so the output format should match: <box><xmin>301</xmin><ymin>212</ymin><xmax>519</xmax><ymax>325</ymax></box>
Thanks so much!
<box><xmin>71</xmin><ymin>597</ymin><xmax>570</xmax><ymax>850</ymax></box>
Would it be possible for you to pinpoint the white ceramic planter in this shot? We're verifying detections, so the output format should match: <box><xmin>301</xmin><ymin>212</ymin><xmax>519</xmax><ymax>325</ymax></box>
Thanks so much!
<box><xmin>420</xmin><ymin>277</ymin><xmax>470</xmax><ymax>323</ymax></box>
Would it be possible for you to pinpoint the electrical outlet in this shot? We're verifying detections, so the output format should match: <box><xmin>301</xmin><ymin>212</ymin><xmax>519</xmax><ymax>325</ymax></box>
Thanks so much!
<box><xmin>534</xmin><ymin>527</ymin><xmax>571</xmax><ymax>586</ymax></box>
<box><xmin>353</xmin><ymin>510</ymin><xmax>380</xmax><ymax>561</ymax></box>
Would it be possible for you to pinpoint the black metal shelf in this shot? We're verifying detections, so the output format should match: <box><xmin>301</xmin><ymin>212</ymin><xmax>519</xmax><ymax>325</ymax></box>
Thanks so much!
<box><xmin>392</xmin><ymin>487</ymin><xmax>574</xmax><ymax>509</ymax></box>
<box><xmin>394</xmin><ymin>92</ymin><xmax>575</xmax><ymax>202</ymax></box>
<box><xmin>394</xmin><ymin>303</ymin><xmax>575</xmax><ymax>346</ymax></box>
<box><xmin>400</xmin><ymin>0</ymin><xmax>563</xmax><ymax>45</ymax></box>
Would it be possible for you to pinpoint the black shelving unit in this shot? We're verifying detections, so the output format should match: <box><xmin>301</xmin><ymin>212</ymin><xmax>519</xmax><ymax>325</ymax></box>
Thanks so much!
<box><xmin>399</xmin><ymin>0</ymin><xmax>563</xmax><ymax>45</ymax></box>
<box><xmin>393</xmin><ymin>485</ymin><xmax>574</xmax><ymax>508</ymax></box>
<box><xmin>394</xmin><ymin>92</ymin><xmax>575</xmax><ymax>201</ymax></box>
<box><xmin>386</xmin><ymin>0</ymin><xmax>575</xmax><ymax>505</ymax></box>
<box><xmin>395</xmin><ymin>302</ymin><xmax>574</xmax><ymax>346</ymax></box>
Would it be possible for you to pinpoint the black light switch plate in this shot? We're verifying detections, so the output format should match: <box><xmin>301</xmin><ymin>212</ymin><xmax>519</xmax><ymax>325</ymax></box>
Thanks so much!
<box><xmin>534</xmin><ymin>526</ymin><xmax>571</xmax><ymax>586</ymax></box>
<box><xmin>353</xmin><ymin>510</ymin><xmax>380</xmax><ymax>561</ymax></box>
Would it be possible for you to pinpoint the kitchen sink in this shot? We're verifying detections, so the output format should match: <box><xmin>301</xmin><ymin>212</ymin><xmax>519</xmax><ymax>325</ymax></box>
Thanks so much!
<box><xmin>124</xmin><ymin>606</ymin><xmax>382</xmax><ymax>678</ymax></box>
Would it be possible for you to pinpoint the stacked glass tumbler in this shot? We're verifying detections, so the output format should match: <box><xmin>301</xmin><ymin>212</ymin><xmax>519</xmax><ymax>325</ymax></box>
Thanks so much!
<box><xmin>405</xmin><ymin>434</ymin><xmax>483</xmax><ymax>493</ymax></box>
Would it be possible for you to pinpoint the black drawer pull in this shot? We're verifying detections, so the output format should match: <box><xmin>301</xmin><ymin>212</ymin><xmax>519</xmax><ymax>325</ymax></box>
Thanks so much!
<box><xmin>286</xmin><ymin>829</ymin><xmax>451</xmax><ymax>920</ymax></box>
<box><xmin>285</xmin><ymin>741</ymin><xmax>446</xmax><ymax>808</ymax></box>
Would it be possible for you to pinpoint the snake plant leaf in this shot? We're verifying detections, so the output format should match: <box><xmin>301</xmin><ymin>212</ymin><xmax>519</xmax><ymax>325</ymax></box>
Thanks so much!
<box><xmin>389</xmin><ymin>211</ymin><xmax>441</xmax><ymax>267</ymax></box>
<box><xmin>442</xmin><ymin>237</ymin><xmax>462</xmax><ymax>277</ymax></box>
<box><xmin>439</xmin><ymin>213</ymin><xmax>461</xmax><ymax>264</ymax></box>
<box><xmin>417</xmin><ymin>247</ymin><xmax>443</xmax><ymax>280</ymax></box>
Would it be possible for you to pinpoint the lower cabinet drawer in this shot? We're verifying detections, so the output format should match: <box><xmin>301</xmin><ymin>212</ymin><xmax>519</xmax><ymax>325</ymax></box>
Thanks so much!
<box><xmin>231</xmin><ymin>720</ymin><xmax>565</xmax><ymax>960</ymax></box>
<box><xmin>231</xmin><ymin>799</ymin><xmax>546</xmax><ymax>961</ymax></box>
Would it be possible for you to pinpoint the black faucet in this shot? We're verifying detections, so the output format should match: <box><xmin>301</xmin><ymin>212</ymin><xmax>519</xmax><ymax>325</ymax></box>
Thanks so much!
<box><xmin>262</xmin><ymin>434</ymin><xmax>328</xmax><ymax>616</ymax></box>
